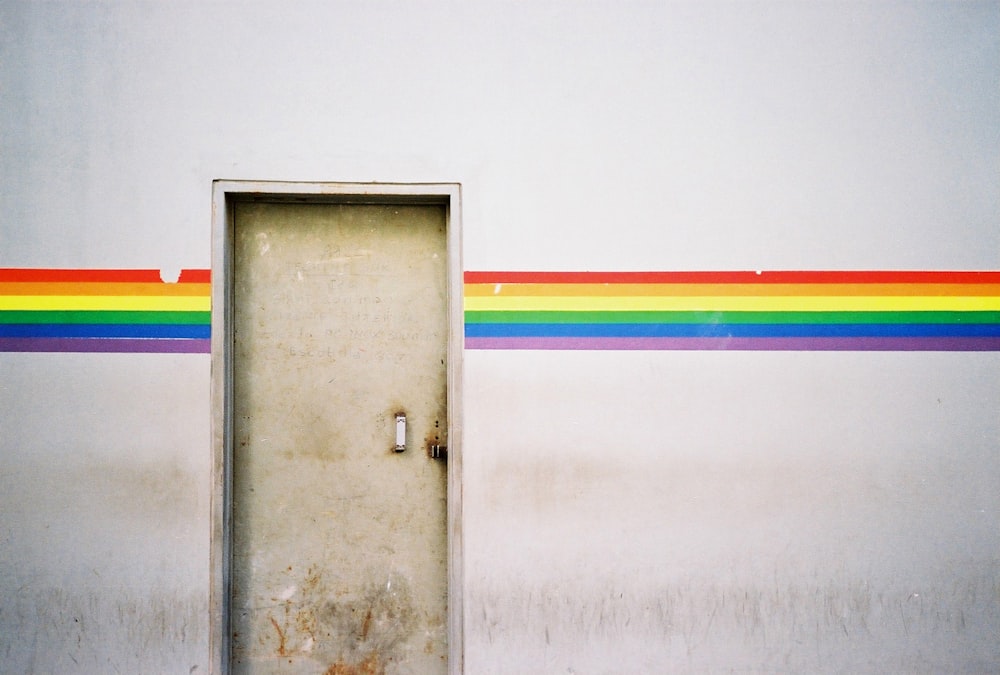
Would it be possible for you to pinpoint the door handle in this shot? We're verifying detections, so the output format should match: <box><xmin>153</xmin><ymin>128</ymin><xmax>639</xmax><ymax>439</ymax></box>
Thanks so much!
<box><xmin>394</xmin><ymin>412</ymin><xmax>406</xmax><ymax>452</ymax></box>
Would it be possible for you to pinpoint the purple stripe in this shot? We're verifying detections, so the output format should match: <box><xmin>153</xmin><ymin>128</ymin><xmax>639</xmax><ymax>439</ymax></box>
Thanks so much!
<box><xmin>0</xmin><ymin>337</ymin><xmax>211</xmax><ymax>354</ymax></box>
<box><xmin>465</xmin><ymin>336</ymin><xmax>1000</xmax><ymax>351</ymax></box>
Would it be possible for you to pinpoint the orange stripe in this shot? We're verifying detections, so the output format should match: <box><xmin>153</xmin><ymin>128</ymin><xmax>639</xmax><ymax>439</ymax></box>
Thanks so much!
<box><xmin>0</xmin><ymin>282</ymin><xmax>211</xmax><ymax>297</ymax></box>
<box><xmin>464</xmin><ymin>283</ymin><xmax>1000</xmax><ymax>298</ymax></box>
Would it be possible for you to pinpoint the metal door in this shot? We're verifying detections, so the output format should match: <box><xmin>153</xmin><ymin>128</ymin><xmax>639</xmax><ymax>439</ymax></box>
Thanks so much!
<box><xmin>230</xmin><ymin>202</ymin><xmax>448</xmax><ymax>674</ymax></box>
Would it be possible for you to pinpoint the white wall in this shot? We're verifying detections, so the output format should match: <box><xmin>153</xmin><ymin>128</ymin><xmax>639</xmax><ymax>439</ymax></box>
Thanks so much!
<box><xmin>1</xmin><ymin>1</ymin><xmax>998</xmax><ymax>672</ymax></box>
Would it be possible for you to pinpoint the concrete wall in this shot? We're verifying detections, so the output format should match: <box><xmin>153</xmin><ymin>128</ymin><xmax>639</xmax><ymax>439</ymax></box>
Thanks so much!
<box><xmin>2</xmin><ymin>1</ymin><xmax>998</xmax><ymax>672</ymax></box>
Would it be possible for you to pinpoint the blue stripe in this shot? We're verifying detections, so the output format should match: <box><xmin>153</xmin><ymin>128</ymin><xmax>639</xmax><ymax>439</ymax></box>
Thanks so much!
<box><xmin>465</xmin><ymin>323</ymin><xmax>1000</xmax><ymax>338</ymax></box>
<box><xmin>0</xmin><ymin>323</ymin><xmax>211</xmax><ymax>339</ymax></box>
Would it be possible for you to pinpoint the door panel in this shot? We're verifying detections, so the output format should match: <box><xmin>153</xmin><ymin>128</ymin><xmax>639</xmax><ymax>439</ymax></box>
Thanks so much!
<box><xmin>231</xmin><ymin>202</ymin><xmax>448</xmax><ymax>674</ymax></box>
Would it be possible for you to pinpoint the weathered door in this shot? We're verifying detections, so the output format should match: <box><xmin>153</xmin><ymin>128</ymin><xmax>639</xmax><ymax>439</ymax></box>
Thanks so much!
<box><xmin>231</xmin><ymin>202</ymin><xmax>448</xmax><ymax>674</ymax></box>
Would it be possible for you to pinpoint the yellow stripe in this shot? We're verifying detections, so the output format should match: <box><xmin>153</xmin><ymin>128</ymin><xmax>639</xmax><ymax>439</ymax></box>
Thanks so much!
<box><xmin>464</xmin><ymin>295</ymin><xmax>1000</xmax><ymax>312</ymax></box>
<box><xmin>0</xmin><ymin>295</ymin><xmax>211</xmax><ymax>311</ymax></box>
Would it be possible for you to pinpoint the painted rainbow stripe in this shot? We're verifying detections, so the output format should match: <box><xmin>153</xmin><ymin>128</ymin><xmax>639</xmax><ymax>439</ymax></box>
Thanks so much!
<box><xmin>0</xmin><ymin>269</ymin><xmax>211</xmax><ymax>353</ymax></box>
<box><xmin>464</xmin><ymin>271</ymin><xmax>1000</xmax><ymax>351</ymax></box>
<box><xmin>5</xmin><ymin>268</ymin><xmax>1000</xmax><ymax>353</ymax></box>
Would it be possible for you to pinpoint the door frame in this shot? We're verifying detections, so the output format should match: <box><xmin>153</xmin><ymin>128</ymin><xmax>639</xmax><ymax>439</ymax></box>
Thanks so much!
<box><xmin>209</xmin><ymin>181</ymin><xmax>464</xmax><ymax>674</ymax></box>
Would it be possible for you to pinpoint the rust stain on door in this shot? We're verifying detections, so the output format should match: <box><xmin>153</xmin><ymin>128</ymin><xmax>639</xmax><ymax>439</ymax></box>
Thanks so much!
<box><xmin>323</xmin><ymin>652</ymin><xmax>382</xmax><ymax>675</ymax></box>
<box><xmin>268</xmin><ymin>616</ymin><xmax>288</xmax><ymax>657</ymax></box>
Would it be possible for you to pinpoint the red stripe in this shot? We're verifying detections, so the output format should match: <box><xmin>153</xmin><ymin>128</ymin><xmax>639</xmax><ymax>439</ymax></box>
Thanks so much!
<box><xmin>463</xmin><ymin>271</ymin><xmax>1000</xmax><ymax>284</ymax></box>
<box><xmin>0</xmin><ymin>269</ymin><xmax>211</xmax><ymax>283</ymax></box>
<box><xmin>178</xmin><ymin>269</ymin><xmax>211</xmax><ymax>283</ymax></box>
<box><xmin>465</xmin><ymin>271</ymin><xmax>1000</xmax><ymax>284</ymax></box>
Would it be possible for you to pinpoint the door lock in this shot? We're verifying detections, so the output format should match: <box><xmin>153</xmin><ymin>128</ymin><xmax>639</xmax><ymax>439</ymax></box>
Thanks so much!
<box><xmin>429</xmin><ymin>444</ymin><xmax>447</xmax><ymax>460</ymax></box>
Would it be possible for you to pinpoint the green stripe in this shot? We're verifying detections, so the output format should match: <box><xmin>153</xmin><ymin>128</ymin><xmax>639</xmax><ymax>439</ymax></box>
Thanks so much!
<box><xmin>464</xmin><ymin>310</ymin><xmax>1000</xmax><ymax>325</ymax></box>
<box><xmin>0</xmin><ymin>310</ymin><xmax>211</xmax><ymax>325</ymax></box>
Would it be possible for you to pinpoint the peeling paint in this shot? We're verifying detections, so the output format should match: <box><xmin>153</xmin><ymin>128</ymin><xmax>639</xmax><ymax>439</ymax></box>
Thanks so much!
<box><xmin>159</xmin><ymin>267</ymin><xmax>181</xmax><ymax>283</ymax></box>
